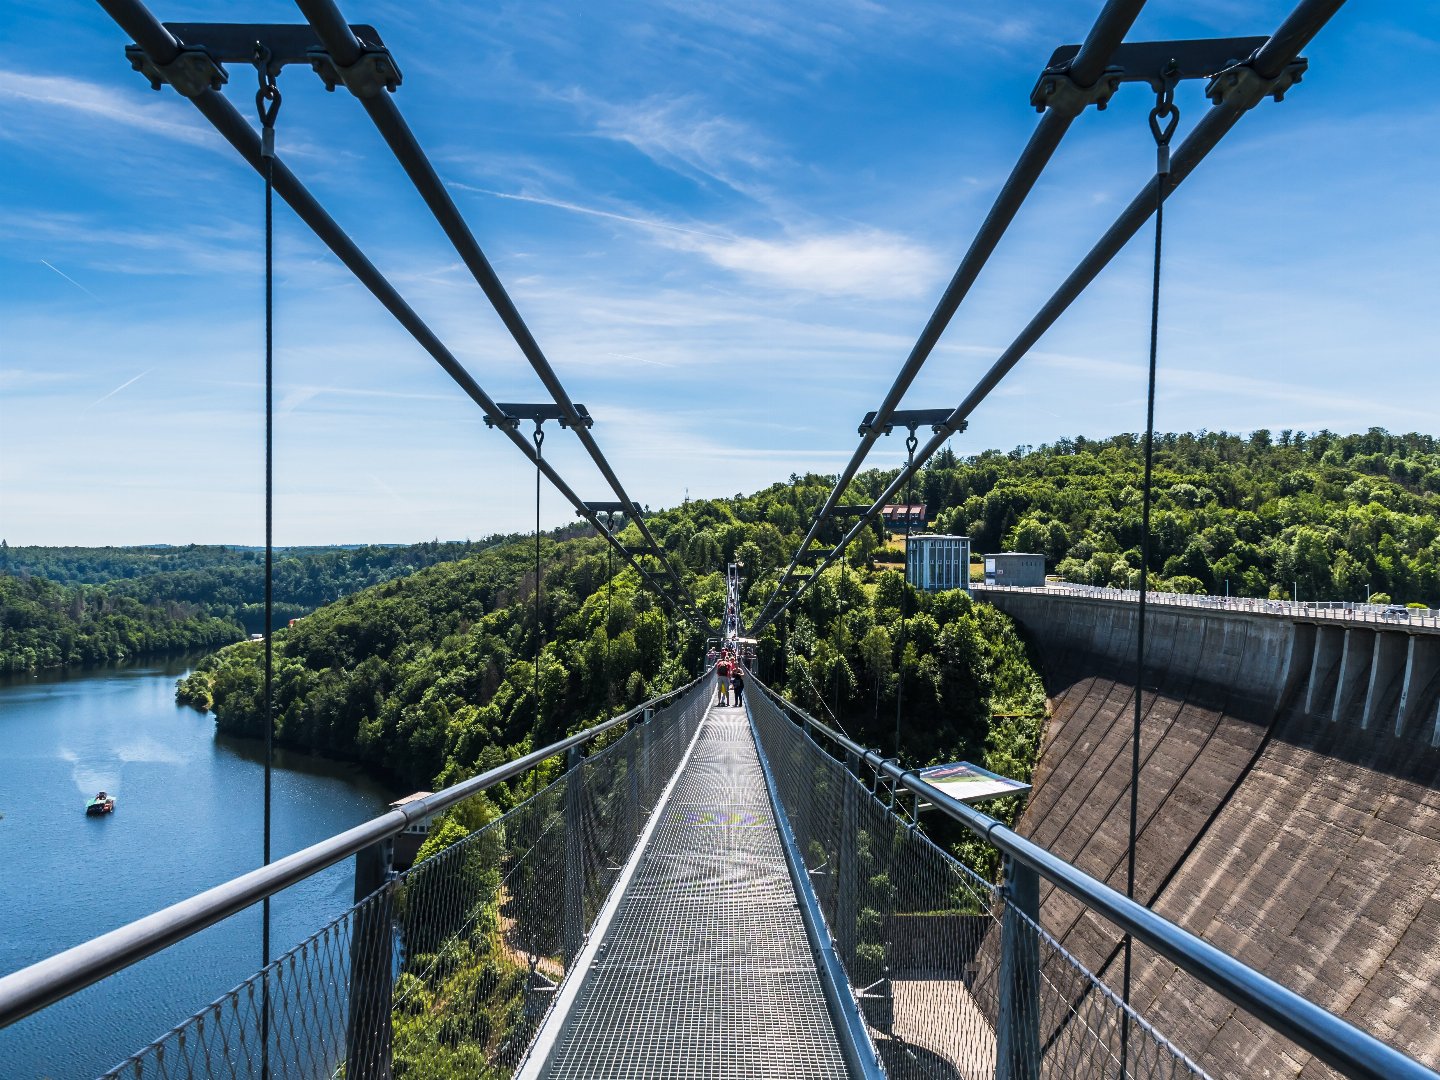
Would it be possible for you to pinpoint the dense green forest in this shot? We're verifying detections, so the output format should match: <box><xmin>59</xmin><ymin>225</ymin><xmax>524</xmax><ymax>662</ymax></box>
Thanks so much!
<box><xmin>914</xmin><ymin>428</ymin><xmax>1440</xmax><ymax>605</ymax></box>
<box><xmin>0</xmin><ymin>538</ymin><xmax>518</xmax><ymax>634</ymax></box>
<box><xmin>0</xmin><ymin>574</ymin><xmax>243</xmax><ymax>672</ymax></box>
<box><xmin>175</xmin><ymin>427</ymin><xmax>1438</xmax><ymax>790</ymax></box>
<box><xmin>0</xmin><ymin>537</ymin><xmax>542</xmax><ymax>673</ymax></box>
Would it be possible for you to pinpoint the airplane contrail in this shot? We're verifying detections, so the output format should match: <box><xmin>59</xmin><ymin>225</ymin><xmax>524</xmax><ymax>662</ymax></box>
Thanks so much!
<box><xmin>40</xmin><ymin>259</ymin><xmax>100</xmax><ymax>301</ymax></box>
<box><xmin>90</xmin><ymin>369</ymin><xmax>153</xmax><ymax>407</ymax></box>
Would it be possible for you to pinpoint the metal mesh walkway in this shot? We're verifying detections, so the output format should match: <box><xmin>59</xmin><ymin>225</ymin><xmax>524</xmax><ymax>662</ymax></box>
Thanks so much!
<box><xmin>539</xmin><ymin>704</ymin><xmax>850</xmax><ymax>1079</ymax></box>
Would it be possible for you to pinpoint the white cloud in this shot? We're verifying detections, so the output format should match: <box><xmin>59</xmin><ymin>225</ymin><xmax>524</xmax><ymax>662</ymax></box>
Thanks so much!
<box><xmin>672</xmin><ymin>228</ymin><xmax>943</xmax><ymax>299</ymax></box>
<box><xmin>584</xmin><ymin>93</ymin><xmax>779</xmax><ymax>201</ymax></box>
<box><xmin>0</xmin><ymin>72</ymin><xmax>217</xmax><ymax>149</ymax></box>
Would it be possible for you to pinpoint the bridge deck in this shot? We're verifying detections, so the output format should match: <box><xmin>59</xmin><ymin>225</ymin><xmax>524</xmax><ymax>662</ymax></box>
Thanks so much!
<box><xmin>540</xmin><ymin>704</ymin><xmax>849</xmax><ymax>1079</ymax></box>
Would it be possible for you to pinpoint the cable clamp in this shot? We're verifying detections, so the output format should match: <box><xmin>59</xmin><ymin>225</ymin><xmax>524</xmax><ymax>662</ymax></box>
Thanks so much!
<box><xmin>1031</xmin><ymin>64</ymin><xmax>1123</xmax><ymax>117</ymax></box>
<box><xmin>309</xmin><ymin>46</ymin><xmax>403</xmax><ymax>99</ymax></box>
<box><xmin>1205</xmin><ymin>53</ymin><xmax>1306</xmax><ymax>111</ymax></box>
<box><xmin>483</xmin><ymin>411</ymin><xmax>520</xmax><ymax>432</ymax></box>
<box><xmin>557</xmin><ymin>405</ymin><xmax>594</xmax><ymax>430</ymax></box>
<box><xmin>126</xmin><ymin>44</ymin><xmax>227</xmax><ymax>98</ymax></box>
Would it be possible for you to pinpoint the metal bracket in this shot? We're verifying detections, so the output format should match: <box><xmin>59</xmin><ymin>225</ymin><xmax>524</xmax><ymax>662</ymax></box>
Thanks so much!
<box><xmin>126</xmin><ymin>43</ymin><xmax>227</xmax><ymax>98</ymax></box>
<box><xmin>485</xmin><ymin>402</ymin><xmax>593</xmax><ymax>431</ymax></box>
<box><xmin>312</xmin><ymin>45</ymin><xmax>402</xmax><ymax>100</ymax></box>
<box><xmin>833</xmin><ymin>505</ymin><xmax>871</xmax><ymax>518</ymax></box>
<box><xmin>1031</xmin><ymin>37</ymin><xmax>1285</xmax><ymax>116</ymax></box>
<box><xmin>1206</xmin><ymin>55</ymin><xmax>1308</xmax><ymax>110</ymax></box>
<box><xmin>125</xmin><ymin>23</ymin><xmax>399</xmax><ymax>98</ymax></box>
<box><xmin>858</xmin><ymin>409</ymin><xmax>954</xmax><ymax>438</ymax></box>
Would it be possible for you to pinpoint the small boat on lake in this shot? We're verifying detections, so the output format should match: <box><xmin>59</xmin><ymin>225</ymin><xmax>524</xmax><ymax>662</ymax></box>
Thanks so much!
<box><xmin>85</xmin><ymin>791</ymin><xmax>115</xmax><ymax>816</ymax></box>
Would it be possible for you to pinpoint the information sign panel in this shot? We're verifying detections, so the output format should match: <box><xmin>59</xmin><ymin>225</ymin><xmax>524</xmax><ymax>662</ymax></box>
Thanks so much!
<box><xmin>914</xmin><ymin>761</ymin><xmax>1030</xmax><ymax>805</ymax></box>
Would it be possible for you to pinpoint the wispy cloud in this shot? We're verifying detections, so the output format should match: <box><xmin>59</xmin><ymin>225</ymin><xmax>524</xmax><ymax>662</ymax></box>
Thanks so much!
<box><xmin>584</xmin><ymin>93</ymin><xmax>780</xmax><ymax>202</ymax></box>
<box><xmin>668</xmin><ymin>227</ymin><xmax>943</xmax><ymax>299</ymax></box>
<box><xmin>449</xmin><ymin>181</ymin><xmax>728</xmax><ymax>240</ymax></box>
<box><xmin>0</xmin><ymin>73</ymin><xmax>217</xmax><ymax>149</ymax></box>
<box><xmin>278</xmin><ymin>385</ymin><xmax>458</xmax><ymax>414</ymax></box>
<box><xmin>454</xmin><ymin>182</ymin><xmax>940</xmax><ymax>299</ymax></box>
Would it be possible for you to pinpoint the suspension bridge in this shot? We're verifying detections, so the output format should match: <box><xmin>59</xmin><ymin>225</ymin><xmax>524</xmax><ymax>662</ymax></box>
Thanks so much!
<box><xmin>2</xmin><ymin>0</ymin><xmax>1438</xmax><ymax>1077</ymax></box>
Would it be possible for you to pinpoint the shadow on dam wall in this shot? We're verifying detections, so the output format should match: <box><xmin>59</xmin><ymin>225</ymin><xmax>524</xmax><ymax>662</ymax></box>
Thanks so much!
<box><xmin>983</xmin><ymin>591</ymin><xmax>1440</xmax><ymax>1078</ymax></box>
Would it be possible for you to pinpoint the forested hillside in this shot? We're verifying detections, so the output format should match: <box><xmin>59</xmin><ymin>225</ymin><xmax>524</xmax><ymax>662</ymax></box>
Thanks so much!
<box><xmin>0</xmin><ymin>574</ymin><xmax>242</xmax><ymax>672</ymax></box>
<box><xmin>913</xmin><ymin>428</ymin><xmax>1439</xmax><ymax>605</ymax></box>
<box><xmin>177</xmin><ymin>531</ymin><xmax>1044</xmax><ymax>800</ymax></box>
<box><xmin>175</xmin><ymin>427</ymin><xmax>1437</xmax><ymax>802</ymax></box>
<box><xmin>0</xmin><ymin>538</ymin><xmax>513</xmax><ymax>633</ymax></box>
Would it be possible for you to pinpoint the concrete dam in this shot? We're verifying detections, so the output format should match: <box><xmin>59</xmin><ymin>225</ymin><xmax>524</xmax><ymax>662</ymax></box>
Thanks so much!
<box><xmin>979</xmin><ymin>588</ymin><xmax>1440</xmax><ymax>1078</ymax></box>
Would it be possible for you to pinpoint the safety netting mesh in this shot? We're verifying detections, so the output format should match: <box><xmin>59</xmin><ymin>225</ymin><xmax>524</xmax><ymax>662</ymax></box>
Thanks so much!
<box><xmin>98</xmin><ymin>677</ymin><xmax>711</xmax><ymax>1080</ymax></box>
<box><xmin>747</xmin><ymin>683</ymin><xmax>1209</xmax><ymax>1080</ymax></box>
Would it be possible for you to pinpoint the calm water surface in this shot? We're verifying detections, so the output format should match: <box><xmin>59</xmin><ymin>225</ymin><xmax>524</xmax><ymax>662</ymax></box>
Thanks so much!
<box><xmin>0</xmin><ymin>657</ymin><xmax>396</xmax><ymax>1079</ymax></box>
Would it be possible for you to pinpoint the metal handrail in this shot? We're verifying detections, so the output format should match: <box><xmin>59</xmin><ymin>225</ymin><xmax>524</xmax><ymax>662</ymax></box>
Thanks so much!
<box><xmin>0</xmin><ymin>674</ymin><xmax>704</xmax><ymax>1030</ymax></box>
<box><xmin>747</xmin><ymin>675</ymin><xmax>1439</xmax><ymax>1080</ymax></box>
<box><xmin>973</xmin><ymin>582</ymin><xmax>1440</xmax><ymax>629</ymax></box>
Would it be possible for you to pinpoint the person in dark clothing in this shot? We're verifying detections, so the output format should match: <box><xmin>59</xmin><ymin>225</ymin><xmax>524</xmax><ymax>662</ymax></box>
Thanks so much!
<box><xmin>730</xmin><ymin>667</ymin><xmax>744</xmax><ymax>708</ymax></box>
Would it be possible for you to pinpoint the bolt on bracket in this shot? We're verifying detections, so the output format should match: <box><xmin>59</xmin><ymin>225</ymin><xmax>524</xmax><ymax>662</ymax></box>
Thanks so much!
<box><xmin>1205</xmin><ymin>55</ymin><xmax>1307</xmax><ymax>110</ymax></box>
<box><xmin>858</xmin><ymin>408</ymin><xmax>954</xmax><ymax>438</ymax></box>
<box><xmin>124</xmin><ymin>23</ymin><xmax>400</xmax><ymax>99</ymax></box>
<box><xmin>1030</xmin><ymin>36</ymin><xmax>1299</xmax><ymax>116</ymax></box>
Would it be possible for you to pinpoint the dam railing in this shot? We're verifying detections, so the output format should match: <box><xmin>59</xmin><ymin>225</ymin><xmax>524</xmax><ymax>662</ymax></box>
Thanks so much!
<box><xmin>974</xmin><ymin>582</ymin><xmax>1440</xmax><ymax>628</ymax></box>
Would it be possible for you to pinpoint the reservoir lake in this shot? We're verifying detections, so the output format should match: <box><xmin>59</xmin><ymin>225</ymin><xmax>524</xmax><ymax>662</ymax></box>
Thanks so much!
<box><xmin>0</xmin><ymin>656</ymin><xmax>396</xmax><ymax>1079</ymax></box>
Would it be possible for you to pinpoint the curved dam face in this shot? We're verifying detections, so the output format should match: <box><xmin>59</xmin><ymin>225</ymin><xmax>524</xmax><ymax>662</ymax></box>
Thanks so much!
<box><xmin>981</xmin><ymin>590</ymin><xmax>1440</xmax><ymax>1077</ymax></box>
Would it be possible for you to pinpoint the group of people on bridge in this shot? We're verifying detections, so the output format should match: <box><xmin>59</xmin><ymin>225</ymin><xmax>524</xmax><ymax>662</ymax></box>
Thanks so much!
<box><xmin>713</xmin><ymin>647</ymin><xmax>745</xmax><ymax>708</ymax></box>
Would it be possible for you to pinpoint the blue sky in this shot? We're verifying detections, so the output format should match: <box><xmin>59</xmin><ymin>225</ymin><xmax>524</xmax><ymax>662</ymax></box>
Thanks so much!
<box><xmin>2</xmin><ymin>0</ymin><xmax>1436</xmax><ymax>545</ymax></box>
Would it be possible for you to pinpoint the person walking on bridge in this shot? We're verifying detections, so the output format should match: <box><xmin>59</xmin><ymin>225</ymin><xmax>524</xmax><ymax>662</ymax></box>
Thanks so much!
<box><xmin>730</xmin><ymin>664</ymin><xmax>744</xmax><ymax>709</ymax></box>
<box><xmin>716</xmin><ymin>653</ymin><xmax>731</xmax><ymax>706</ymax></box>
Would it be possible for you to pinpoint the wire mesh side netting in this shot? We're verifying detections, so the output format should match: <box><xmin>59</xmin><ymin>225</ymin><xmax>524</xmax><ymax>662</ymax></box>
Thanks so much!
<box><xmin>747</xmin><ymin>686</ymin><xmax>1208</xmax><ymax>1080</ymax></box>
<box><xmin>99</xmin><ymin>678</ymin><xmax>711</xmax><ymax>1080</ymax></box>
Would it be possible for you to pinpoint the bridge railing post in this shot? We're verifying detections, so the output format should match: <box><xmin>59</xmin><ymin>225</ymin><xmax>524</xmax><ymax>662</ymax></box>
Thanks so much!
<box><xmin>346</xmin><ymin>837</ymin><xmax>394</xmax><ymax>1080</ymax></box>
<box><xmin>996</xmin><ymin>854</ymin><xmax>1040</xmax><ymax>1080</ymax></box>
<box><xmin>836</xmin><ymin>749</ymin><xmax>860</xmax><ymax>969</ymax></box>
<box><xmin>640</xmin><ymin>706</ymin><xmax>655</xmax><ymax>804</ymax></box>
<box><xmin>563</xmin><ymin>744</ymin><xmax>585</xmax><ymax>965</ymax></box>
<box><xmin>627</xmin><ymin>714</ymin><xmax>641</xmax><ymax>844</ymax></box>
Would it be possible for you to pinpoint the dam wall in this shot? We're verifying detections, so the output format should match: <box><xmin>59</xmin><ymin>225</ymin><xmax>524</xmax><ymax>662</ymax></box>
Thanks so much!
<box><xmin>979</xmin><ymin>589</ymin><xmax>1440</xmax><ymax>1077</ymax></box>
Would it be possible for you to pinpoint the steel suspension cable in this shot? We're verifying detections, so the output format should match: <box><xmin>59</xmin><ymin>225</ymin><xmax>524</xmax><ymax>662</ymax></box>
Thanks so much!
<box><xmin>253</xmin><ymin>47</ymin><xmax>281</xmax><ymax>1080</ymax></box>
<box><xmin>894</xmin><ymin>430</ymin><xmax>918</xmax><ymax>758</ymax></box>
<box><xmin>534</xmin><ymin>424</ymin><xmax>545</xmax><ymax>736</ymax></box>
<box><xmin>293</xmin><ymin>0</ymin><xmax>692</xmax><ymax>609</ymax></box>
<box><xmin>97</xmin><ymin>0</ymin><xmax>703</xmax><ymax>629</ymax></box>
<box><xmin>605</xmin><ymin>519</ymin><xmax>612</xmax><ymax>718</ymax></box>
<box><xmin>754</xmin><ymin>0</ymin><xmax>1345</xmax><ymax>634</ymax></box>
<box><xmin>1120</xmin><ymin>82</ymin><xmax>1177</xmax><ymax>1075</ymax></box>
<box><xmin>754</xmin><ymin>0</ymin><xmax>1147</xmax><ymax>628</ymax></box>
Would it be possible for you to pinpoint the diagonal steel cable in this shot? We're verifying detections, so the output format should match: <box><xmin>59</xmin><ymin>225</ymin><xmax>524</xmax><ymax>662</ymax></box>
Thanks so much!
<box><xmin>755</xmin><ymin>0</ymin><xmax>1345</xmax><ymax>633</ymax></box>
<box><xmin>754</xmin><ymin>0</ymin><xmax>1147</xmax><ymax>628</ymax></box>
<box><xmin>93</xmin><ymin>0</ymin><xmax>701</xmax><ymax>625</ymax></box>
<box><xmin>294</xmin><ymin>0</ymin><xmax>694</xmax><ymax>612</ymax></box>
